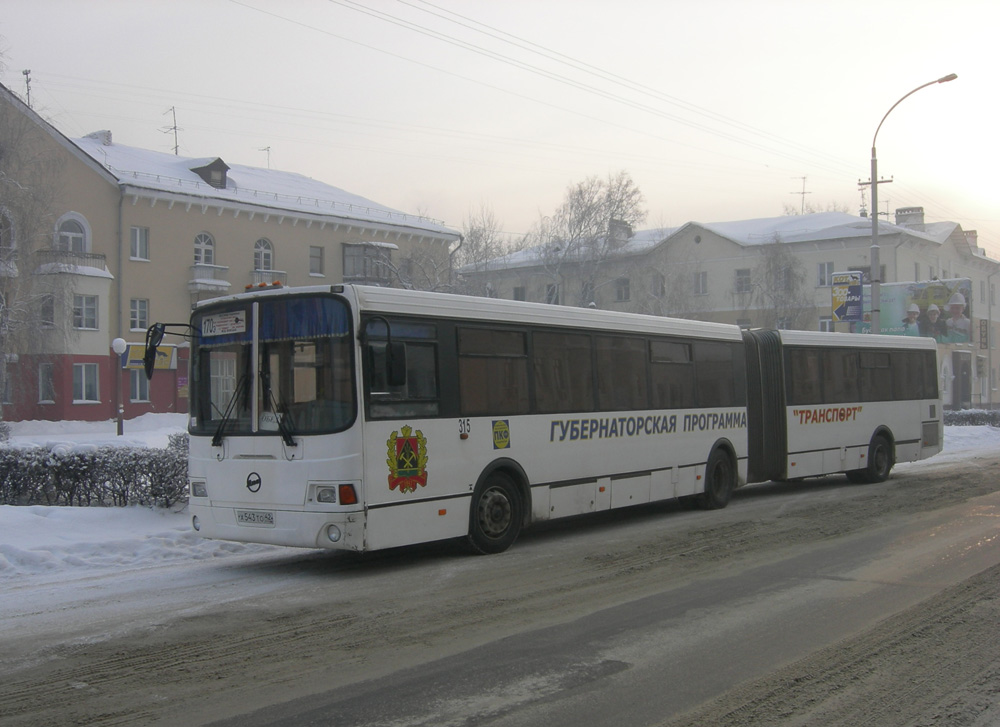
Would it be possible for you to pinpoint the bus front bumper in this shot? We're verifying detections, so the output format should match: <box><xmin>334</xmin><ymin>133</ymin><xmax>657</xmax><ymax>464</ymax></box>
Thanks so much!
<box><xmin>188</xmin><ymin>502</ymin><xmax>366</xmax><ymax>551</ymax></box>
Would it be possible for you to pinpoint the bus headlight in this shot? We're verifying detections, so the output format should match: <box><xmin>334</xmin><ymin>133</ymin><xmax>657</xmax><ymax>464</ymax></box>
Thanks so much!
<box><xmin>316</xmin><ymin>487</ymin><xmax>338</xmax><ymax>504</ymax></box>
<box><xmin>327</xmin><ymin>525</ymin><xmax>342</xmax><ymax>543</ymax></box>
<box><xmin>190</xmin><ymin>481</ymin><xmax>208</xmax><ymax>498</ymax></box>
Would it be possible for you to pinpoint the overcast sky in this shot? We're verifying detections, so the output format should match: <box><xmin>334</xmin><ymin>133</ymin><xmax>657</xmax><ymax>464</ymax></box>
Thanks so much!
<box><xmin>1</xmin><ymin>0</ymin><xmax>997</xmax><ymax>255</ymax></box>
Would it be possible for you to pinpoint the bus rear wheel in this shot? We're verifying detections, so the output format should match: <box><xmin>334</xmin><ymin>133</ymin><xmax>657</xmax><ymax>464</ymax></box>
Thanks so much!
<box><xmin>847</xmin><ymin>433</ymin><xmax>894</xmax><ymax>484</ymax></box>
<box><xmin>468</xmin><ymin>472</ymin><xmax>523</xmax><ymax>555</ymax></box>
<box><xmin>699</xmin><ymin>448</ymin><xmax>735</xmax><ymax>510</ymax></box>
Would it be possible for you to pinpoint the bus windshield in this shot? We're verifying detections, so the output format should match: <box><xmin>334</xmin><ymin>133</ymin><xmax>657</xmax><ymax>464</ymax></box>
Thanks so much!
<box><xmin>189</xmin><ymin>295</ymin><xmax>355</xmax><ymax>437</ymax></box>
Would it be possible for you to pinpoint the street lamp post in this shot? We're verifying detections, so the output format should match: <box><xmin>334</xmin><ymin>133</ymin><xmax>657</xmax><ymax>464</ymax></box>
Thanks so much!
<box><xmin>868</xmin><ymin>73</ymin><xmax>957</xmax><ymax>335</ymax></box>
<box><xmin>112</xmin><ymin>337</ymin><xmax>127</xmax><ymax>436</ymax></box>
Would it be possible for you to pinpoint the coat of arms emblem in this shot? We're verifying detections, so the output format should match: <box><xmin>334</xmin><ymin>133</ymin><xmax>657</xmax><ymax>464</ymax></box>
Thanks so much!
<box><xmin>386</xmin><ymin>425</ymin><xmax>428</xmax><ymax>493</ymax></box>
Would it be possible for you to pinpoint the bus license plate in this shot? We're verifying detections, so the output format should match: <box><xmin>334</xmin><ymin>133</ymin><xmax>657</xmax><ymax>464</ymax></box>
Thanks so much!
<box><xmin>236</xmin><ymin>509</ymin><xmax>275</xmax><ymax>527</ymax></box>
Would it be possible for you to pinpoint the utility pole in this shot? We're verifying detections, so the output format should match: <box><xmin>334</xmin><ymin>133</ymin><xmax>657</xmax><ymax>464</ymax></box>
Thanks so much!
<box><xmin>22</xmin><ymin>70</ymin><xmax>31</xmax><ymax>108</ymax></box>
<box><xmin>258</xmin><ymin>146</ymin><xmax>271</xmax><ymax>169</ymax></box>
<box><xmin>790</xmin><ymin>176</ymin><xmax>811</xmax><ymax>214</ymax></box>
<box><xmin>161</xmin><ymin>107</ymin><xmax>180</xmax><ymax>155</ymax></box>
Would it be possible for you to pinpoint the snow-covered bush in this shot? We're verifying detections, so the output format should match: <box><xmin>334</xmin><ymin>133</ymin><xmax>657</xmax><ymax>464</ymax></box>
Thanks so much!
<box><xmin>943</xmin><ymin>409</ymin><xmax>1000</xmax><ymax>427</ymax></box>
<box><xmin>0</xmin><ymin>440</ymin><xmax>188</xmax><ymax>507</ymax></box>
<box><xmin>0</xmin><ymin>420</ymin><xmax>10</xmax><ymax>443</ymax></box>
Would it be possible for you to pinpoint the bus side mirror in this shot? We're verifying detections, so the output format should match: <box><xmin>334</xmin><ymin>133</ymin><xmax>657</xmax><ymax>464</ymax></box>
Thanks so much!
<box><xmin>143</xmin><ymin>323</ymin><xmax>165</xmax><ymax>380</ymax></box>
<box><xmin>386</xmin><ymin>341</ymin><xmax>407</xmax><ymax>388</ymax></box>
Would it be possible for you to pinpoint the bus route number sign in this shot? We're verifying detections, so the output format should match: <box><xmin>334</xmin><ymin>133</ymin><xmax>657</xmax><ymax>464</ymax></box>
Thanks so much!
<box><xmin>202</xmin><ymin>311</ymin><xmax>247</xmax><ymax>337</ymax></box>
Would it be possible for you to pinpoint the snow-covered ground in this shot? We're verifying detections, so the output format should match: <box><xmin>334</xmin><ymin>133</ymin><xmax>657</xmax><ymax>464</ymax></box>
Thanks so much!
<box><xmin>2</xmin><ymin>417</ymin><xmax>999</xmax><ymax>585</ymax></box>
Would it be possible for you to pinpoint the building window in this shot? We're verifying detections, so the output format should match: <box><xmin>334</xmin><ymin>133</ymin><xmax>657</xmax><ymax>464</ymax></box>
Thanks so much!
<box><xmin>73</xmin><ymin>363</ymin><xmax>99</xmax><ymax>402</ymax></box>
<box><xmin>130</xmin><ymin>298</ymin><xmax>149</xmax><ymax>331</ymax></box>
<box><xmin>914</xmin><ymin>262</ymin><xmax>920</xmax><ymax>281</ymax></box>
<box><xmin>615</xmin><ymin>278</ymin><xmax>630</xmax><ymax>302</ymax></box>
<box><xmin>40</xmin><ymin>295</ymin><xmax>55</xmax><ymax>327</ymax></box>
<box><xmin>2</xmin><ymin>364</ymin><xmax>12</xmax><ymax>405</ymax></box>
<box><xmin>818</xmin><ymin>261</ymin><xmax>835</xmax><ymax>287</ymax></box>
<box><xmin>73</xmin><ymin>294</ymin><xmax>98</xmax><ymax>330</ymax></box>
<box><xmin>38</xmin><ymin>363</ymin><xmax>55</xmax><ymax>403</ymax></box>
<box><xmin>194</xmin><ymin>233</ymin><xmax>215</xmax><ymax>265</ymax></box>
<box><xmin>545</xmin><ymin>283</ymin><xmax>560</xmax><ymax>305</ymax></box>
<box><xmin>735</xmin><ymin>268</ymin><xmax>752</xmax><ymax>294</ymax></box>
<box><xmin>929</xmin><ymin>266</ymin><xmax>936</xmax><ymax>279</ymax></box>
<box><xmin>130</xmin><ymin>227</ymin><xmax>150</xmax><ymax>260</ymax></box>
<box><xmin>513</xmin><ymin>286</ymin><xmax>526</xmax><ymax>301</ymax></box>
<box><xmin>991</xmin><ymin>283</ymin><xmax>996</xmax><ymax>306</ymax></box>
<box><xmin>581</xmin><ymin>281</ymin><xmax>595</xmax><ymax>306</ymax></box>
<box><xmin>57</xmin><ymin>218</ymin><xmax>87</xmax><ymax>252</ymax></box>
<box><xmin>694</xmin><ymin>271</ymin><xmax>708</xmax><ymax>296</ymax></box>
<box><xmin>343</xmin><ymin>244</ymin><xmax>391</xmax><ymax>284</ymax></box>
<box><xmin>309</xmin><ymin>246</ymin><xmax>324</xmax><ymax>275</ymax></box>
<box><xmin>981</xmin><ymin>280</ymin><xmax>987</xmax><ymax>304</ymax></box>
<box><xmin>130</xmin><ymin>369</ymin><xmax>150</xmax><ymax>402</ymax></box>
<box><xmin>254</xmin><ymin>238</ymin><xmax>273</xmax><ymax>271</ymax></box>
<box><xmin>737</xmin><ymin>318</ymin><xmax>752</xmax><ymax>329</ymax></box>
<box><xmin>1</xmin><ymin>212</ymin><xmax>15</xmax><ymax>253</ymax></box>
<box><xmin>819</xmin><ymin>316</ymin><xmax>834</xmax><ymax>332</ymax></box>
<box><xmin>651</xmin><ymin>272</ymin><xmax>665</xmax><ymax>298</ymax></box>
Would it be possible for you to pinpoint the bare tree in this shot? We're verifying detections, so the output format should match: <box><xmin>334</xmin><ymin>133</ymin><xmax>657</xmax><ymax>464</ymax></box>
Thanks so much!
<box><xmin>783</xmin><ymin>201</ymin><xmax>850</xmax><ymax>216</ymax></box>
<box><xmin>0</xmin><ymin>83</ymin><xmax>68</xmax><ymax>419</ymax></box>
<box><xmin>535</xmin><ymin>170</ymin><xmax>646</xmax><ymax>307</ymax></box>
<box><xmin>749</xmin><ymin>239</ymin><xmax>813</xmax><ymax>329</ymax></box>
<box><xmin>451</xmin><ymin>204</ymin><xmax>513</xmax><ymax>297</ymax></box>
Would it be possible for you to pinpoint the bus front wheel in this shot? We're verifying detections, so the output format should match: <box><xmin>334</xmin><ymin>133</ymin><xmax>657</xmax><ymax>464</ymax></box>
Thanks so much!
<box><xmin>699</xmin><ymin>448</ymin><xmax>735</xmax><ymax>510</ymax></box>
<box><xmin>847</xmin><ymin>434</ymin><xmax>894</xmax><ymax>484</ymax></box>
<box><xmin>468</xmin><ymin>471</ymin><xmax>523</xmax><ymax>555</ymax></box>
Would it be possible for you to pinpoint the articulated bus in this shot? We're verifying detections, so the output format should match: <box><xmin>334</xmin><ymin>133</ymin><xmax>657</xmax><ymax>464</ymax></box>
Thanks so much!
<box><xmin>144</xmin><ymin>284</ymin><xmax>942</xmax><ymax>554</ymax></box>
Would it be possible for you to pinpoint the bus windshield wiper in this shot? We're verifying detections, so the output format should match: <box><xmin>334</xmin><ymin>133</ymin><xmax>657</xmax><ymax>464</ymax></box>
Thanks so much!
<box><xmin>212</xmin><ymin>373</ymin><xmax>249</xmax><ymax>447</ymax></box>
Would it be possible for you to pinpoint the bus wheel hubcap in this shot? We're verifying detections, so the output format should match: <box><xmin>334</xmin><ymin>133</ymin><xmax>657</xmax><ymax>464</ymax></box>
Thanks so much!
<box><xmin>479</xmin><ymin>488</ymin><xmax>511</xmax><ymax>537</ymax></box>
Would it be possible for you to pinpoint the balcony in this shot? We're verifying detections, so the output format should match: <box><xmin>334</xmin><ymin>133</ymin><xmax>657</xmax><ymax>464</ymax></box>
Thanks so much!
<box><xmin>34</xmin><ymin>249</ymin><xmax>108</xmax><ymax>273</ymax></box>
<box><xmin>248</xmin><ymin>269</ymin><xmax>286</xmax><ymax>288</ymax></box>
<box><xmin>189</xmin><ymin>264</ymin><xmax>231</xmax><ymax>294</ymax></box>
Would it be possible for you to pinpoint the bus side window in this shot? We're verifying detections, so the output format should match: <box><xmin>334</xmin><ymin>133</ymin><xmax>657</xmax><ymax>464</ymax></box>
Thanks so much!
<box><xmin>649</xmin><ymin>340</ymin><xmax>695</xmax><ymax>409</ymax></box>
<box><xmin>367</xmin><ymin>339</ymin><xmax>439</xmax><ymax>419</ymax></box>
<box><xmin>786</xmin><ymin>348</ymin><xmax>822</xmax><ymax>405</ymax></box>
<box><xmin>369</xmin><ymin>341</ymin><xmax>407</xmax><ymax>389</ymax></box>
<box><xmin>457</xmin><ymin>327</ymin><xmax>529</xmax><ymax>416</ymax></box>
<box><xmin>860</xmin><ymin>350</ymin><xmax>892</xmax><ymax>402</ymax></box>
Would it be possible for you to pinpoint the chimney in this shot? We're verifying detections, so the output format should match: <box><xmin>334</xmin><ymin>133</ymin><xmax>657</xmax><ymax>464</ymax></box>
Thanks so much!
<box><xmin>964</xmin><ymin>229</ymin><xmax>982</xmax><ymax>255</ymax></box>
<box><xmin>84</xmin><ymin>130</ymin><xmax>113</xmax><ymax>146</ymax></box>
<box><xmin>894</xmin><ymin>206</ymin><xmax>925</xmax><ymax>227</ymax></box>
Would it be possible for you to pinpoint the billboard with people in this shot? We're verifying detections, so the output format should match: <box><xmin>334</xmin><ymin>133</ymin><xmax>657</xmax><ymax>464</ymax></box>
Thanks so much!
<box><xmin>857</xmin><ymin>278</ymin><xmax>972</xmax><ymax>342</ymax></box>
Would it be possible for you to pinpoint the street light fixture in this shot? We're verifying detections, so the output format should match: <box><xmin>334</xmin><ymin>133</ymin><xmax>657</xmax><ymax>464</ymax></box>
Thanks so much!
<box><xmin>112</xmin><ymin>337</ymin><xmax>127</xmax><ymax>436</ymax></box>
<box><xmin>868</xmin><ymin>73</ymin><xmax>957</xmax><ymax>335</ymax></box>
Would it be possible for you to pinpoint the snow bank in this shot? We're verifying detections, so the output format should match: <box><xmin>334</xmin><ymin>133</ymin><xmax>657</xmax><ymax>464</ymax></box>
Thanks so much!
<box><xmin>0</xmin><ymin>504</ymin><xmax>274</xmax><ymax>578</ymax></box>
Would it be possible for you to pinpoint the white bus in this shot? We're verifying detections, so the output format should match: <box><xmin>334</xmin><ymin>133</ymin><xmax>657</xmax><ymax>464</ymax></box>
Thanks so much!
<box><xmin>144</xmin><ymin>284</ymin><xmax>942</xmax><ymax>554</ymax></box>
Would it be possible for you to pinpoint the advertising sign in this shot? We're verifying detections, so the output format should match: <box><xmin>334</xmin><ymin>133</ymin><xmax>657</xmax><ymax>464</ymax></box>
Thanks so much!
<box><xmin>831</xmin><ymin>271</ymin><xmax>863</xmax><ymax>322</ymax></box>
<box><xmin>123</xmin><ymin>344</ymin><xmax>177</xmax><ymax>370</ymax></box>
<box><xmin>857</xmin><ymin>278</ymin><xmax>972</xmax><ymax>341</ymax></box>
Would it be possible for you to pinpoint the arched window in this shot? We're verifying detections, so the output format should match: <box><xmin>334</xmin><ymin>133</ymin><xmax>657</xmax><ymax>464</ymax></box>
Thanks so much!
<box><xmin>55</xmin><ymin>213</ymin><xmax>90</xmax><ymax>253</ymax></box>
<box><xmin>254</xmin><ymin>238</ymin><xmax>273</xmax><ymax>271</ymax></box>
<box><xmin>194</xmin><ymin>233</ymin><xmax>215</xmax><ymax>265</ymax></box>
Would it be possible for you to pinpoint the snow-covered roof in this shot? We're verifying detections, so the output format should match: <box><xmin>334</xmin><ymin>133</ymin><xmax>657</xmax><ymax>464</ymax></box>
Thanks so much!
<box><xmin>697</xmin><ymin>211</ymin><xmax>950</xmax><ymax>246</ymax></box>
<box><xmin>71</xmin><ymin>132</ymin><xmax>459</xmax><ymax>240</ymax></box>
<box><xmin>464</xmin><ymin>212</ymin><xmax>959</xmax><ymax>273</ymax></box>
